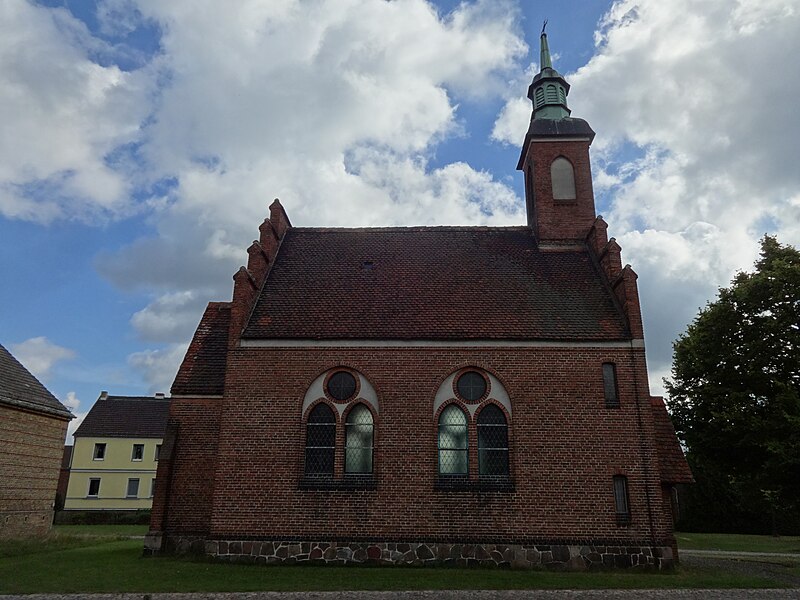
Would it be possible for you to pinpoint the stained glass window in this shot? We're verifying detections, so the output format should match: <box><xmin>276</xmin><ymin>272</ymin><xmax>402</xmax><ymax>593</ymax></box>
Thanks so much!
<box><xmin>438</xmin><ymin>405</ymin><xmax>468</xmax><ymax>475</ymax></box>
<box><xmin>305</xmin><ymin>404</ymin><xmax>335</xmax><ymax>475</ymax></box>
<box><xmin>327</xmin><ymin>371</ymin><xmax>356</xmax><ymax>401</ymax></box>
<box><xmin>477</xmin><ymin>404</ymin><xmax>509</xmax><ymax>476</ymax></box>
<box><xmin>345</xmin><ymin>404</ymin><xmax>373</xmax><ymax>474</ymax></box>
<box><xmin>456</xmin><ymin>371</ymin><xmax>486</xmax><ymax>402</ymax></box>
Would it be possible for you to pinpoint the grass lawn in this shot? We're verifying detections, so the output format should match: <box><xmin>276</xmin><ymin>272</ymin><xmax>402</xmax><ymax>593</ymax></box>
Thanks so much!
<box><xmin>0</xmin><ymin>532</ymin><xmax>787</xmax><ymax>594</ymax></box>
<box><xmin>675</xmin><ymin>532</ymin><xmax>800</xmax><ymax>554</ymax></box>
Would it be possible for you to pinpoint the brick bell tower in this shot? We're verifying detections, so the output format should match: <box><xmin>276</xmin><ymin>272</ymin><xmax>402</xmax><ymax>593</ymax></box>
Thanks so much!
<box><xmin>517</xmin><ymin>24</ymin><xmax>597</xmax><ymax>247</ymax></box>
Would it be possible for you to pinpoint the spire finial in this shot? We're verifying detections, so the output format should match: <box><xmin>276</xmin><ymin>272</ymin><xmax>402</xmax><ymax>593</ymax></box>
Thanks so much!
<box><xmin>540</xmin><ymin>20</ymin><xmax>552</xmax><ymax>70</ymax></box>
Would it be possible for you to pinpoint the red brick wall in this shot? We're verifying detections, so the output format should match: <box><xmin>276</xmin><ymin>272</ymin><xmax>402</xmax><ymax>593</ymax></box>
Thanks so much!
<box><xmin>152</xmin><ymin>398</ymin><xmax>222</xmax><ymax>536</ymax></box>
<box><xmin>160</xmin><ymin>345</ymin><xmax>674</xmax><ymax>547</ymax></box>
<box><xmin>0</xmin><ymin>405</ymin><xmax>69</xmax><ymax>538</ymax></box>
<box><xmin>523</xmin><ymin>139</ymin><xmax>596</xmax><ymax>242</ymax></box>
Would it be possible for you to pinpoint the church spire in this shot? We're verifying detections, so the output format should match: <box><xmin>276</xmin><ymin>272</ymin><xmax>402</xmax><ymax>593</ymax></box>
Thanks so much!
<box><xmin>539</xmin><ymin>20</ymin><xmax>552</xmax><ymax>69</ymax></box>
<box><xmin>527</xmin><ymin>25</ymin><xmax>571</xmax><ymax>121</ymax></box>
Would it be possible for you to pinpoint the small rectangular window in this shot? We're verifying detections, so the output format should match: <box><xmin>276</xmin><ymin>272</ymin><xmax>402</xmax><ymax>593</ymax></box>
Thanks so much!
<box><xmin>150</xmin><ymin>478</ymin><xmax>156</xmax><ymax>498</ymax></box>
<box><xmin>131</xmin><ymin>444</ymin><xmax>144</xmax><ymax>461</ymax></box>
<box><xmin>613</xmin><ymin>475</ymin><xmax>631</xmax><ymax>524</ymax></box>
<box><xmin>87</xmin><ymin>478</ymin><xmax>101</xmax><ymax>497</ymax></box>
<box><xmin>154</xmin><ymin>444</ymin><xmax>162</xmax><ymax>461</ymax></box>
<box><xmin>126</xmin><ymin>478</ymin><xmax>140</xmax><ymax>498</ymax></box>
<box><xmin>93</xmin><ymin>443</ymin><xmax>106</xmax><ymax>460</ymax></box>
<box><xmin>603</xmin><ymin>363</ymin><xmax>619</xmax><ymax>407</ymax></box>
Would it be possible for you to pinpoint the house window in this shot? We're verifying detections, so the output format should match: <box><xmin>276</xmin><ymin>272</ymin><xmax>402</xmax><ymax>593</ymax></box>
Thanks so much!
<box><xmin>603</xmin><ymin>363</ymin><xmax>619</xmax><ymax>407</ymax></box>
<box><xmin>477</xmin><ymin>404</ymin><xmax>509</xmax><ymax>476</ymax></box>
<box><xmin>305</xmin><ymin>404</ymin><xmax>335</xmax><ymax>476</ymax></box>
<box><xmin>131</xmin><ymin>444</ymin><xmax>144</xmax><ymax>461</ymax></box>
<box><xmin>614</xmin><ymin>475</ymin><xmax>631</xmax><ymax>524</ymax></box>
<box><xmin>150</xmin><ymin>478</ymin><xmax>156</xmax><ymax>498</ymax></box>
<box><xmin>93</xmin><ymin>443</ymin><xmax>106</xmax><ymax>460</ymax></box>
<box><xmin>438</xmin><ymin>405</ymin><xmax>468</xmax><ymax>475</ymax></box>
<box><xmin>154</xmin><ymin>444</ymin><xmax>162</xmax><ymax>461</ymax></box>
<box><xmin>87</xmin><ymin>478</ymin><xmax>101</xmax><ymax>497</ymax></box>
<box><xmin>126</xmin><ymin>478</ymin><xmax>140</xmax><ymax>498</ymax></box>
<box><xmin>327</xmin><ymin>371</ymin><xmax>356</xmax><ymax>401</ymax></box>
<box><xmin>456</xmin><ymin>371</ymin><xmax>487</xmax><ymax>402</ymax></box>
<box><xmin>345</xmin><ymin>404</ymin><xmax>373</xmax><ymax>474</ymax></box>
<box><xmin>551</xmin><ymin>157</ymin><xmax>576</xmax><ymax>200</ymax></box>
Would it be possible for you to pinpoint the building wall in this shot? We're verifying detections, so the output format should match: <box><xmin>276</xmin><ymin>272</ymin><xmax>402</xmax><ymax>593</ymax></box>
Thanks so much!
<box><xmin>65</xmin><ymin>437</ymin><xmax>161</xmax><ymax>511</ymax></box>
<box><xmin>159</xmin><ymin>343</ymin><xmax>674</xmax><ymax>561</ymax></box>
<box><xmin>0</xmin><ymin>404</ymin><xmax>69</xmax><ymax>538</ymax></box>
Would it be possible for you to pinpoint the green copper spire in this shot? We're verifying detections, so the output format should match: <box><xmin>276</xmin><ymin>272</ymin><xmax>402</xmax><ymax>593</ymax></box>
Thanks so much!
<box><xmin>540</xmin><ymin>20</ymin><xmax>552</xmax><ymax>69</ymax></box>
<box><xmin>527</xmin><ymin>22</ymin><xmax>571</xmax><ymax>121</ymax></box>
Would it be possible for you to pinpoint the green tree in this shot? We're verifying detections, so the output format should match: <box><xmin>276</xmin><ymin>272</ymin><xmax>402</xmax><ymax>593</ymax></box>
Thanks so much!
<box><xmin>667</xmin><ymin>236</ymin><xmax>800</xmax><ymax>534</ymax></box>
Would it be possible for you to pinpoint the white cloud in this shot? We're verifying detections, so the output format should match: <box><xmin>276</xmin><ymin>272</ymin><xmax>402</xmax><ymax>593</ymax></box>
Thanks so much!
<box><xmin>0</xmin><ymin>0</ymin><xmax>153</xmax><ymax>222</ymax></box>
<box><xmin>128</xmin><ymin>343</ymin><xmax>188</xmax><ymax>394</ymax></box>
<box><xmin>10</xmin><ymin>337</ymin><xmax>75</xmax><ymax>381</ymax></box>
<box><xmin>63</xmin><ymin>391</ymin><xmax>88</xmax><ymax>444</ymax></box>
<box><xmin>492</xmin><ymin>0</ymin><xmax>800</xmax><ymax>390</ymax></box>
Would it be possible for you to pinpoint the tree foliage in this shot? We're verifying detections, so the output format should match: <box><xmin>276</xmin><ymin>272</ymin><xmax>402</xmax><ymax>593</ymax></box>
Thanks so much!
<box><xmin>667</xmin><ymin>236</ymin><xmax>800</xmax><ymax>534</ymax></box>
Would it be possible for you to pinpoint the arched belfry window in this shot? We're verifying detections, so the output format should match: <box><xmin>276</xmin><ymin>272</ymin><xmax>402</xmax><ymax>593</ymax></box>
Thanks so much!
<box><xmin>438</xmin><ymin>405</ymin><xmax>468</xmax><ymax>475</ymax></box>
<box><xmin>305</xmin><ymin>404</ymin><xmax>335</xmax><ymax>476</ymax></box>
<box><xmin>546</xmin><ymin>84</ymin><xmax>558</xmax><ymax>103</ymax></box>
<box><xmin>345</xmin><ymin>404</ymin><xmax>373</xmax><ymax>474</ymax></box>
<box><xmin>558</xmin><ymin>86</ymin><xmax>567</xmax><ymax>104</ymax></box>
<box><xmin>477</xmin><ymin>404</ymin><xmax>509</xmax><ymax>476</ymax></box>
<box><xmin>551</xmin><ymin>157</ymin><xmax>576</xmax><ymax>200</ymax></box>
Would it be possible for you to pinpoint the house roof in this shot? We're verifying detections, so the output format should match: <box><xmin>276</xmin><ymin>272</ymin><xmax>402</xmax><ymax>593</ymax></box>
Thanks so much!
<box><xmin>171</xmin><ymin>302</ymin><xmax>230</xmax><ymax>396</ymax></box>
<box><xmin>0</xmin><ymin>342</ymin><xmax>72</xmax><ymax>419</ymax></box>
<box><xmin>73</xmin><ymin>394</ymin><xmax>171</xmax><ymax>438</ymax></box>
<box><xmin>651</xmin><ymin>397</ymin><xmax>694</xmax><ymax>484</ymax></box>
<box><xmin>243</xmin><ymin>227</ymin><xmax>630</xmax><ymax>341</ymax></box>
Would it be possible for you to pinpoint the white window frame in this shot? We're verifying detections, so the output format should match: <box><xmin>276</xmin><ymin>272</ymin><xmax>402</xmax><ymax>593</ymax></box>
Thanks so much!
<box><xmin>93</xmin><ymin>443</ymin><xmax>106</xmax><ymax>461</ymax></box>
<box><xmin>126</xmin><ymin>478</ymin><xmax>140</xmax><ymax>498</ymax></box>
<box><xmin>131</xmin><ymin>444</ymin><xmax>144</xmax><ymax>461</ymax></box>
<box><xmin>87</xmin><ymin>478</ymin><xmax>101</xmax><ymax>497</ymax></box>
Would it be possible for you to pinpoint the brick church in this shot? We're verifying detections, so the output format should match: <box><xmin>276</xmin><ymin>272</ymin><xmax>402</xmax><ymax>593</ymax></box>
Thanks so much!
<box><xmin>146</xmin><ymin>31</ymin><xmax>692</xmax><ymax>570</ymax></box>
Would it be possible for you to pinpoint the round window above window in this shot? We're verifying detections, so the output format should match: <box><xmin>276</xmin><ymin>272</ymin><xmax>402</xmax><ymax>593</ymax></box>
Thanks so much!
<box><xmin>327</xmin><ymin>371</ymin><xmax>357</xmax><ymax>401</ymax></box>
<box><xmin>456</xmin><ymin>371</ymin><xmax>487</xmax><ymax>402</ymax></box>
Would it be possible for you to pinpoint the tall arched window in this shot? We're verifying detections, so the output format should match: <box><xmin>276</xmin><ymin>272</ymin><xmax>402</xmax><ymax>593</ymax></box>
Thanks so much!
<box><xmin>551</xmin><ymin>157</ymin><xmax>576</xmax><ymax>200</ymax></box>
<box><xmin>477</xmin><ymin>404</ymin><xmax>509</xmax><ymax>476</ymax></box>
<box><xmin>345</xmin><ymin>404</ymin><xmax>373</xmax><ymax>474</ymax></box>
<box><xmin>305</xmin><ymin>404</ymin><xmax>335</xmax><ymax>476</ymax></box>
<box><xmin>438</xmin><ymin>405</ymin><xmax>468</xmax><ymax>475</ymax></box>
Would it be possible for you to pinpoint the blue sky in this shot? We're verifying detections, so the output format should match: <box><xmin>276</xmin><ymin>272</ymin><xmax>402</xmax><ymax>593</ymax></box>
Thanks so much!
<box><xmin>2</xmin><ymin>0</ymin><xmax>799</xmax><ymax>441</ymax></box>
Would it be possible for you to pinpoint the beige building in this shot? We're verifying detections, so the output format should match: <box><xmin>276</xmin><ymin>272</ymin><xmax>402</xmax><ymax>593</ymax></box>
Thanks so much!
<box><xmin>64</xmin><ymin>392</ymin><xmax>169</xmax><ymax>511</ymax></box>
<box><xmin>0</xmin><ymin>342</ymin><xmax>73</xmax><ymax>538</ymax></box>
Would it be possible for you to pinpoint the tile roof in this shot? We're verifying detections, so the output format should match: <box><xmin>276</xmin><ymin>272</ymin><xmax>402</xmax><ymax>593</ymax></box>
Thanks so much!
<box><xmin>73</xmin><ymin>395</ymin><xmax>171</xmax><ymax>438</ymax></box>
<box><xmin>243</xmin><ymin>227</ymin><xmax>630</xmax><ymax>341</ymax></box>
<box><xmin>651</xmin><ymin>397</ymin><xmax>694</xmax><ymax>484</ymax></box>
<box><xmin>171</xmin><ymin>302</ymin><xmax>230</xmax><ymax>396</ymax></box>
<box><xmin>0</xmin><ymin>342</ymin><xmax>72</xmax><ymax>419</ymax></box>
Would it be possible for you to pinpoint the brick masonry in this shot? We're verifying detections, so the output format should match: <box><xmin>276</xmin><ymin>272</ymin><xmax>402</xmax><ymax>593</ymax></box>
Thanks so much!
<box><xmin>0</xmin><ymin>404</ymin><xmax>69</xmax><ymax>538</ymax></box>
<box><xmin>149</xmin><ymin>345</ymin><xmax>680</xmax><ymax>568</ymax></box>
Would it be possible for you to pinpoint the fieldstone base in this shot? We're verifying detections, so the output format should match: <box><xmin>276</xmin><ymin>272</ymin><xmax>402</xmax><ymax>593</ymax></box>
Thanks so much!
<box><xmin>199</xmin><ymin>539</ymin><xmax>674</xmax><ymax>570</ymax></box>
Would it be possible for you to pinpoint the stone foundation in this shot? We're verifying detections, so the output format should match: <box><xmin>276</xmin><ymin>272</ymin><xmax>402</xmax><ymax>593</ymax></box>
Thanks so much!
<box><xmin>162</xmin><ymin>537</ymin><xmax>674</xmax><ymax>570</ymax></box>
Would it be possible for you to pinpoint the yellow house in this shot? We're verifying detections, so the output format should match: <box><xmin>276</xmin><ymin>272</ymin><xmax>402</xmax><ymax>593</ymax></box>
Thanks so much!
<box><xmin>64</xmin><ymin>392</ymin><xmax>170</xmax><ymax>511</ymax></box>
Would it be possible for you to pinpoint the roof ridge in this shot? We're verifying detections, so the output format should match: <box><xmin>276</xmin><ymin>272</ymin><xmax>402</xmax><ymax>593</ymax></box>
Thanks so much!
<box><xmin>290</xmin><ymin>226</ymin><xmax>531</xmax><ymax>233</ymax></box>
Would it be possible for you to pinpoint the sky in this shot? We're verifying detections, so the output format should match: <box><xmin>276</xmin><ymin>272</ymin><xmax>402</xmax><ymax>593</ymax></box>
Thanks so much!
<box><xmin>2</xmin><ymin>0</ymin><xmax>799</xmax><ymax>442</ymax></box>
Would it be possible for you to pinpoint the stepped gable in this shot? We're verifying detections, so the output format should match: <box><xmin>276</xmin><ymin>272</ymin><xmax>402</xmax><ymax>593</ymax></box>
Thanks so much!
<box><xmin>0</xmin><ymin>342</ymin><xmax>72</xmax><ymax>419</ymax></box>
<box><xmin>242</xmin><ymin>226</ymin><xmax>631</xmax><ymax>341</ymax></box>
<box><xmin>651</xmin><ymin>397</ymin><xmax>694</xmax><ymax>484</ymax></box>
<box><xmin>171</xmin><ymin>302</ymin><xmax>230</xmax><ymax>396</ymax></box>
<box><xmin>75</xmin><ymin>395</ymin><xmax>170</xmax><ymax>438</ymax></box>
